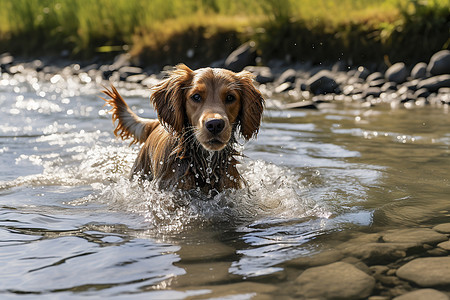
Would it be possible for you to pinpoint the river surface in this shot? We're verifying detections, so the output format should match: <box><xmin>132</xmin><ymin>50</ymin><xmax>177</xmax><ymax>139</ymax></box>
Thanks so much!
<box><xmin>0</xmin><ymin>70</ymin><xmax>449</xmax><ymax>298</ymax></box>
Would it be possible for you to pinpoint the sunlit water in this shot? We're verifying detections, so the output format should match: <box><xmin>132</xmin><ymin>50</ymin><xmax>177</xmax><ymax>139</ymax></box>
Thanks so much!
<box><xmin>0</xmin><ymin>70</ymin><xmax>449</xmax><ymax>298</ymax></box>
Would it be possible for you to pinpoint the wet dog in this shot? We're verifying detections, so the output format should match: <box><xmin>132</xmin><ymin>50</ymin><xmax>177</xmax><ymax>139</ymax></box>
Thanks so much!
<box><xmin>102</xmin><ymin>64</ymin><xmax>264</xmax><ymax>193</ymax></box>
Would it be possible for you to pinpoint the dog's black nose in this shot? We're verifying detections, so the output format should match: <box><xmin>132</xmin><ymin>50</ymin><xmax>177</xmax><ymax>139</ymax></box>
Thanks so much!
<box><xmin>205</xmin><ymin>119</ymin><xmax>225</xmax><ymax>135</ymax></box>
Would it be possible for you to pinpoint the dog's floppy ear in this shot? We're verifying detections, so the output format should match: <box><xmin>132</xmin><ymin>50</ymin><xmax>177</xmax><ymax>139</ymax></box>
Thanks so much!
<box><xmin>236</xmin><ymin>70</ymin><xmax>264</xmax><ymax>140</ymax></box>
<box><xmin>151</xmin><ymin>64</ymin><xmax>194</xmax><ymax>134</ymax></box>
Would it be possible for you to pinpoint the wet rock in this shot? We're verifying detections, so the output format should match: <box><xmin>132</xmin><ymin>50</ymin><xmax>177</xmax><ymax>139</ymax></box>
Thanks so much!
<box><xmin>341</xmin><ymin>243</ymin><xmax>415</xmax><ymax>264</ymax></box>
<box><xmin>381</xmin><ymin>228</ymin><xmax>448</xmax><ymax>245</ymax></box>
<box><xmin>191</xmin><ymin>282</ymin><xmax>278</xmax><ymax>299</ymax></box>
<box><xmin>411</xmin><ymin>62</ymin><xmax>427</xmax><ymax>79</ymax></box>
<box><xmin>282</xmin><ymin>100</ymin><xmax>317</xmax><ymax>110</ymax></box>
<box><xmin>244</xmin><ymin>66</ymin><xmax>274</xmax><ymax>84</ymax></box>
<box><xmin>437</xmin><ymin>241</ymin><xmax>450</xmax><ymax>251</ymax></box>
<box><xmin>0</xmin><ymin>53</ymin><xmax>14</xmax><ymax>67</ymax></box>
<box><xmin>393</xmin><ymin>289</ymin><xmax>449</xmax><ymax>300</ymax></box>
<box><xmin>414</xmin><ymin>88</ymin><xmax>431</xmax><ymax>98</ymax></box>
<box><xmin>277</xmin><ymin>68</ymin><xmax>297</xmax><ymax>84</ymax></box>
<box><xmin>426</xmin><ymin>247</ymin><xmax>447</xmax><ymax>256</ymax></box>
<box><xmin>385</xmin><ymin>62</ymin><xmax>408</xmax><ymax>84</ymax></box>
<box><xmin>306</xmin><ymin>70</ymin><xmax>340</xmax><ymax>95</ymax></box>
<box><xmin>286</xmin><ymin>249</ymin><xmax>343</xmax><ymax>268</ymax></box>
<box><xmin>355</xmin><ymin>66</ymin><xmax>370</xmax><ymax>80</ymax></box>
<box><xmin>224</xmin><ymin>42</ymin><xmax>257</xmax><ymax>72</ymax></box>
<box><xmin>381</xmin><ymin>82</ymin><xmax>398</xmax><ymax>92</ymax></box>
<box><xmin>366</xmin><ymin>72</ymin><xmax>384</xmax><ymax>83</ymax></box>
<box><xmin>417</xmin><ymin>75</ymin><xmax>450</xmax><ymax>92</ymax></box>
<box><xmin>432</xmin><ymin>223</ymin><xmax>450</xmax><ymax>234</ymax></box>
<box><xmin>295</xmin><ymin>262</ymin><xmax>375</xmax><ymax>299</ymax></box>
<box><xmin>126</xmin><ymin>74</ymin><xmax>147</xmax><ymax>83</ymax></box>
<box><xmin>362</xmin><ymin>87</ymin><xmax>382</xmax><ymax>98</ymax></box>
<box><xmin>369</xmin><ymin>79</ymin><xmax>386</xmax><ymax>88</ymax></box>
<box><xmin>370</xmin><ymin>265</ymin><xmax>389</xmax><ymax>275</ymax></box>
<box><xmin>396</xmin><ymin>257</ymin><xmax>450</xmax><ymax>287</ymax></box>
<box><xmin>274</xmin><ymin>82</ymin><xmax>293</xmax><ymax>93</ymax></box>
<box><xmin>109</xmin><ymin>53</ymin><xmax>132</xmax><ymax>71</ymax></box>
<box><xmin>427</xmin><ymin>50</ymin><xmax>450</xmax><ymax>76</ymax></box>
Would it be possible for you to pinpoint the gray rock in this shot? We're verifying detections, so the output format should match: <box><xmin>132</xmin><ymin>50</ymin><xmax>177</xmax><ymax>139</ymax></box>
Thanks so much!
<box><xmin>433</xmin><ymin>223</ymin><xmax>450</xmax><ymax>234</ymax></box>
<box><xmin>286</xmin><ymin>250</ymin><xmax>343</xmax><ymax>268</ymax></box>
<box><xmin>385</xmin><ymin>62</ymin><xmax>408</xmax><ymax>83</ymax></box>
<box><xmin>355</xmin><ymin>66</ymin><xmax>370</xmax><ymax>80</ymax></box>
<box><xmin>414</xmin><ymin>88</ymin><xmax>431</xmax><ymax>98</ymax></box>
<box><xmin>307</xmin><ymin>70</ymin><xmax>340</xmax><ymax>95</ymax></box>
<box><xmin>411</xmin><ymin>62</ymin><xmax>427</xmax><ymax>79</ymax></box>
<box><xmin>341</xmin><ymin>242</ymin><xmax>415</xmax><ymax>264</ymax></box>
<box><xmin>296</xmin><ymin>262</ymin><xmax>375</xmax><ymax>299</ymax></box>
<box><xmin>396</xmin><ymin>257</ymin><xmax>450</xmax><ymax>287</ymax></box>
<box><xmin>369</xmin><ymin>79</ymin><xmax>386</xmax><ymax>88</ymax></box>
<box><xmin>0</xmin><ymin>53</ymin><xmax>14</xmax><ymax>66</ymax></box>
<box><xmin>224</xmin><ymin>42</ymin><xmax>257</xmax><ymax>72</ymax></box>
<box><xmin>244</xmin><ymin>66</ymin><xmax>274</xmax><ymax>84</ymax></box>
<box><xmin>277</xmin><ymin>68</ymin><xmax>297</xmax><ymax>84</ymax></box>
<box><xmin>417</xmin><ymin>75</ymin><xmax>450</xmax><ymax>92</ymax></box>
<box><xmin>382</xmin><ymin>228</ymin><xmax>448</xmax><ymax>245</ymax></box>
<box><xmin>427</xmin><ymin>50</ymin><xmax>450</xmax><ymax>76</ymax></box>
<box><xmin>437</xmin><ymin>241</ymin><xmax>450</xmax><ymax>251</ymax></box>
<box><xmin>362</xmin><ymin>87</ymin><xmax>382</xmax><ymax>98</ymax></box>
<box><xmin>394</xmin><ymin>289</ymin><xmax>449</xmax><ymax>300</ymax></box>
<box><xmin>366</xmin><ymin>72</ymin><xmax>384</xmax><ymax>83</ymax></box>
<box><xmin>381</xmin><ymin>82</ymin><xmax>398</xmax><ymax>92</ymax></box>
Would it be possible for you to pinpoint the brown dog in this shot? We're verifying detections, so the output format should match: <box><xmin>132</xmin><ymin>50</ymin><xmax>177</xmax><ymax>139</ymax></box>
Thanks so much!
<box><xmin>102</xmin><ymin>64</ymin><xmax>264</xmax><ymax>193</ymax></box>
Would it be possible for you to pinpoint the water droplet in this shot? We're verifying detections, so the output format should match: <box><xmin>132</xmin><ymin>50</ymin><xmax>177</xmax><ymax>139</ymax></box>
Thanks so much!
<box><xmin>205</xmin><ymin>178</ymin><xmax>211</xmax><ymax>184</ymax></box>
<box><xmin>159</xmin><ymin>161</ymin><xmax>163</xmax><ymax>165</ymax></box>
<box><xmin>206</xmin><ymin>167</ymin><xmax>212</xmax><ymax>174</ymax></box>
<box><xmin>195</xmin><ymin>174</ymin><xmax>199</xmax><ymax>178</ymax></box>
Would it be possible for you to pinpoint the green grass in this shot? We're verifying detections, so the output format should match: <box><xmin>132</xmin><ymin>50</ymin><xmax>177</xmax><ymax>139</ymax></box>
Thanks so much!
<box><xmin>0</xmin><ymin>0</ymin><xmax>448</xmax><ymax>65</ymax></box>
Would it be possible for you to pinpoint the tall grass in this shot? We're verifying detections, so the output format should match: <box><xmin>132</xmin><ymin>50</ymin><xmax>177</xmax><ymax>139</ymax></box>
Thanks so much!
<box><xmin>0</xmin><ymin>0</ymin><xmax>448</xmax><ymax>65</ymax></box>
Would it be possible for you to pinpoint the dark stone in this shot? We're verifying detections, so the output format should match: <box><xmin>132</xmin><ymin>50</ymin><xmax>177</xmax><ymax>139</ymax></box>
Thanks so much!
<box><xmin>427</xmin><ymin>50</ymin><xmax>450</xmax><ymax>76</ymax></box>
<box><xmin>224</xmin><ymin>42</ymin><xmax>257</xmax><ymax>72</ymax></box>
<box><xmin>411</xmin><ymin>62</ymin><xmax>427</xmax><ymax>79</ymax></box>
<box><xmin>414</xmin><ymin>88</ymin><xmax>431</xmax><ymax>98</ymax></box>
<box><xmin>244</xmin><ymin>66</ymin><xmax>274</xmax><ymax>84</ymax></box>
<box><xmin>283</xmin><ymin>101</ymin><xmax>317</xmax><ymax>110</ymax></box>
<box><xmin>385</xmin><ymin>62</ymin><xmax>408</xmax><ymax>83</ymax></box>
<box><xmin>307</xmin><ymin>70</ymin><xmax>340</xmax><ymax>95</ymax></box>
<box><xmin>417</xmin><ymin>75</ymin><xmax>450</xmax><ymax>92</ymax></box>
<box><xmin>277</xmin><ymin>68</ymin><xmax>297</xmax><ymax>84</ymax></box>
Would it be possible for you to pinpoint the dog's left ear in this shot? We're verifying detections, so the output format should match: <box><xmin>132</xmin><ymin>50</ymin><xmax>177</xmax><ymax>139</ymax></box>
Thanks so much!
<box><xmin>236</xmin><ymin>71</ymin><xmax>264</xmax><ymax>140</ymax></box>
<box><xmin>151</xmin><ymin>64</ymin><xmax>194</xmax><ymax>134</ymax></box>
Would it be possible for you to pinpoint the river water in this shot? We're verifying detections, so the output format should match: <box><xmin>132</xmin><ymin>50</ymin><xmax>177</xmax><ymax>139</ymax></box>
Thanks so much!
<box><xmin>0</xmin><ymin>70</ymin><xmax>449</xmax><ymax>298</ymax></box>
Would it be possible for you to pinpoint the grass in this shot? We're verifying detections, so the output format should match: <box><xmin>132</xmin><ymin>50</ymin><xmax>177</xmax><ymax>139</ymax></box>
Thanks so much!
<box><xmin>0</xmin><ymin>0</ymin><xmax>448</xmax><ymax>66</ymax></box>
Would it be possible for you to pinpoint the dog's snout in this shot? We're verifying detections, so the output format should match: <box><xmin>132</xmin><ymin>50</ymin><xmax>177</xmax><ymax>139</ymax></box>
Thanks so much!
<box><xmin>205</xmin><ymin>119</ymin><xmax>225</xmax><ymax>135</ymax></box>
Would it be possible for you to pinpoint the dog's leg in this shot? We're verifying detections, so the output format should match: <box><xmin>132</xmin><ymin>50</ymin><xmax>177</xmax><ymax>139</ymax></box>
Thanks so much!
<box><xmin>102</xmin><ymin>85</ymin><xmax>159</xmax><ymax>144</ymax></box>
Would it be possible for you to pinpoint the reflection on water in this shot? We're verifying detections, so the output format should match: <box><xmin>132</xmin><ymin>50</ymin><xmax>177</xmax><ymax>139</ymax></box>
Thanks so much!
<box><xmin>0</xmin><ymin>71</ymin><xmax>449</xmax><ymax>297</ymax></box>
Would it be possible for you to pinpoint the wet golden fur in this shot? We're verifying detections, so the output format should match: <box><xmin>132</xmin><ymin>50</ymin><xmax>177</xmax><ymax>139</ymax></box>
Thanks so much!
<box><xmin>102</xmin><ymin>64</ymin><xmax>264</xmax><ymax>193</ymax></box>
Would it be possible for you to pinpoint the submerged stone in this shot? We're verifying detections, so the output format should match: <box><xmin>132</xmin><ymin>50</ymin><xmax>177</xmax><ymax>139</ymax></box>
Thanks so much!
<box><xmin>295</xmin><ymin>262</ymin><xmax>375</xmax><ymax>299</ymax></box>
<box><xmin>381</xmin><ymin>228</ymin><xmax>448</xmax><ymax>245</ymax></box>
<box><xmin>396</xmin><ymin>257</ymin><xmax>450</xmax><ymax>287</ymax></box>
<box><xmin>393</xmin><ymin>289</ymin><xmax>449</xmax><ymax>300</ymax></box>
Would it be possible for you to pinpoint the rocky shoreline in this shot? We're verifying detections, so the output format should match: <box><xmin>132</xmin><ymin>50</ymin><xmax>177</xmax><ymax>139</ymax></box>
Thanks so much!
<box><xmin>282</xmin><ymin>224</ymin><xmax>450</xmax><ymax>299</ymax></box>
<box><xmin>1</xmin><ymin>48</ymin><xmax>449</xmax><ymax>111</ymax></box>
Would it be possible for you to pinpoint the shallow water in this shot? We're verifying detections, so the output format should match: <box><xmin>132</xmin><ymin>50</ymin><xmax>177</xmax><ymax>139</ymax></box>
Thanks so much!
<box><xmin>0</xmin><ymin>70</ymin><xmax>449</xmax><ymax>298</ymax></box>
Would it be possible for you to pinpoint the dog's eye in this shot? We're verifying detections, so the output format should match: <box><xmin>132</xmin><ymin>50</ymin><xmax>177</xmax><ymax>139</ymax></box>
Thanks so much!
<box><xmin>191</xmin><ymin>93</ymin><xmax>202</xmax><ymax>103</ymax></box>
<box><xmin>226</xmin><ymin>94</ymin><xmax>236</xmax><ymax>104</ymax></box>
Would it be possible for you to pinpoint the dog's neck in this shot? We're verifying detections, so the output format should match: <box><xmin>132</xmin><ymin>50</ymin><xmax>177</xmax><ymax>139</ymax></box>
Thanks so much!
<box><xmin>175</xmin><ymin>128</ymin><xmax>242</xmax><ymax>192</ymax></box>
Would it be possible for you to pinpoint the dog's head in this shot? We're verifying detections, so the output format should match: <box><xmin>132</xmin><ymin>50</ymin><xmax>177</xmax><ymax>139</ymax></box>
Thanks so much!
<box><xmin>151</xmin><ymin>64</ymin><xmax>264</xmax><ymax>151</ymax></box>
